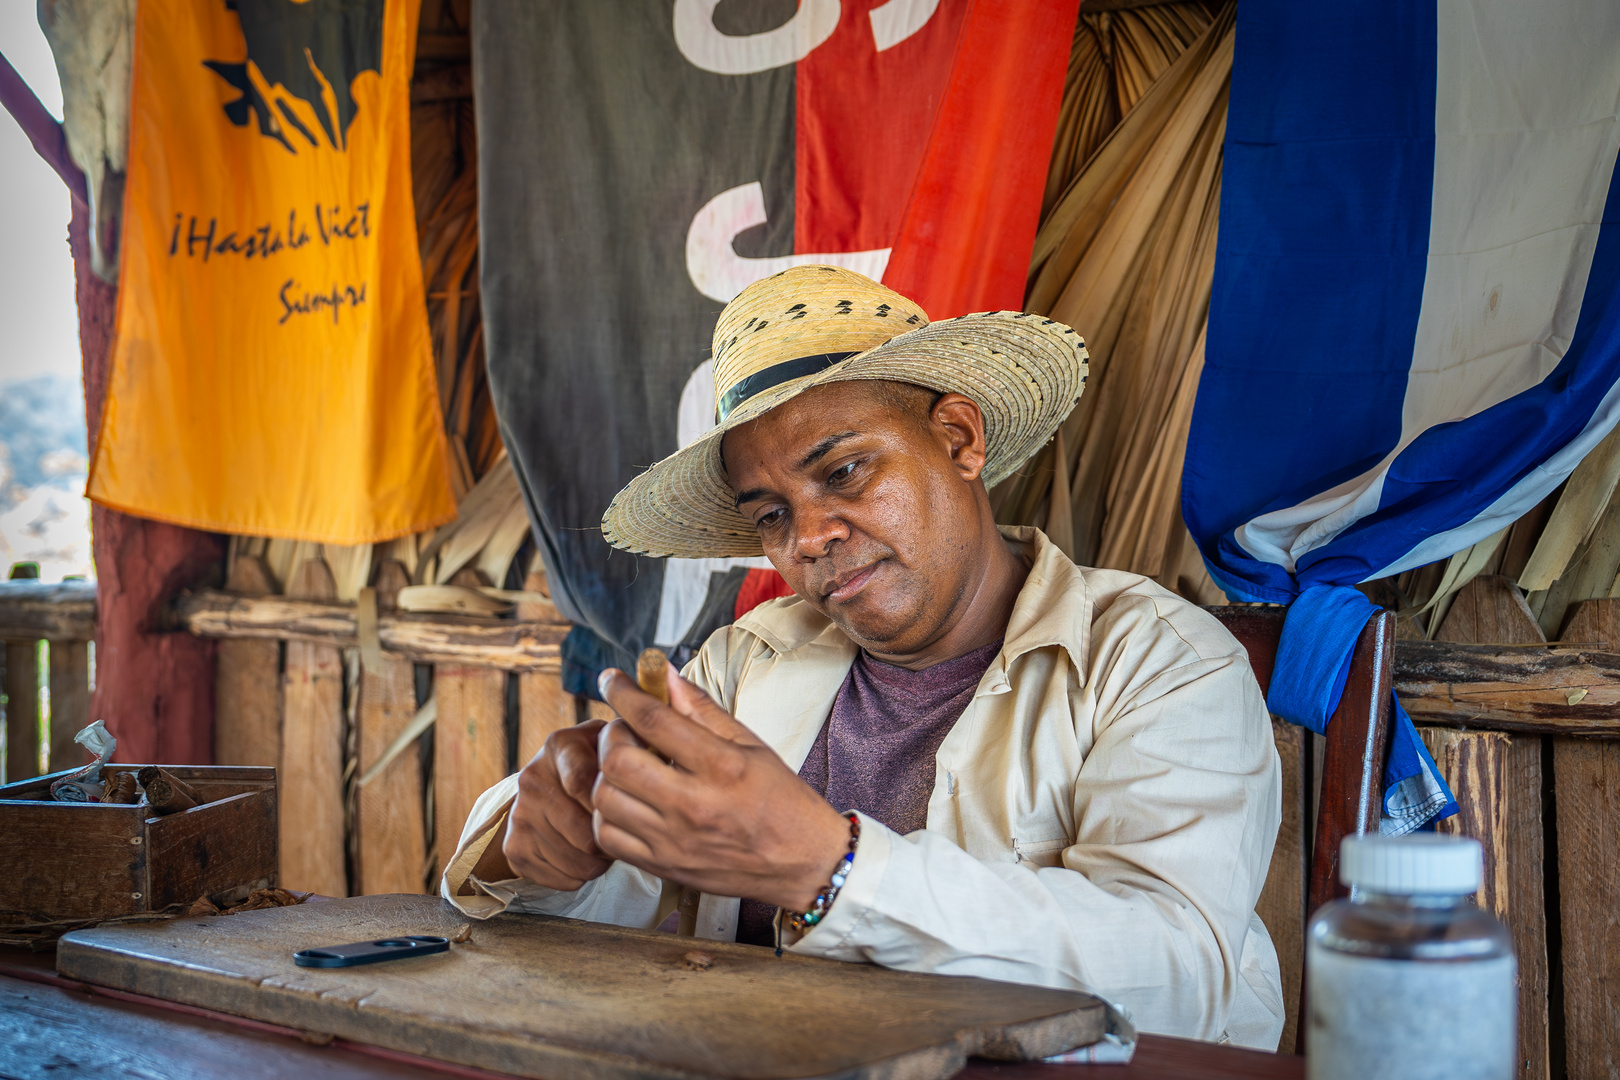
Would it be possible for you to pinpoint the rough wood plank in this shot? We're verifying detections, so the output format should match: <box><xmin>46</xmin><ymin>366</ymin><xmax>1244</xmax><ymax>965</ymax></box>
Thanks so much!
<box><xmin>1393</xmin><ymin>641</ymin><xmax>1620</xmax><ymax>736</ymax></box>
<box><xmin>57</xmin><ymin>895</ymin><xmax>1106</xmax><ymax>1080</ymax></box>
<box><xmin>1435</xmin><ymin>575</ymin><xmax>1544</xmax><ymax>647</ymax></box>
<box><xmin>4</xmin><ymin>640</ymin><xmax>41</xmax><ymax>782</ymax></box>
<box><xmin>214</xmin><ymin>557</ymin><xmax>282</xmax><ymax>767</ymax></box>
<box><xmin>0</xmin><ymin>581</ymin><xmax>96</xmax><ymax>641</ymax></box>
<box><xmin>515</xmin><ymin>574</ymin><xmax>573</xmax><ymax>766</ymax></box>
<box><xmin>433</xmin><ymin>664</ymin><xmax>508</xmax><ymax>875</ymax></box>
<box><xmin>176</xmin><ymin>589</ymin><xmax>566</xmax><ymax>671</ymax></box>
<box><xmin>355</xmin><ymin>562</ymin><xmax>427</xmax><ymax>896</ymax></box>
<box><xmin>279</xmin><ymin>560</ymin><xmax>346</xmax><ymax>897</ymax></box>
<box><xmin>47</xmin><ymin>641</ymin><xmax>89</xmax><ymax>771</ymax></box>
<box><xmin>517</xmin><ymin>671</ymin><xmax>574</xmax><ymax>768</ymax></box>
<box><xmin>1257</xmin><ymin>718</ymin><xmax>1306</xmax><ymax>1056</ymax></box>
<box><xmin>1552</xmin><ymin>599</ymin><xmax>1620</xmax><ymax>1080</ymax></box>
<box><xmin>1419</xmin><ymin>729</ymin><xmax>1549</xmax><ymax>1080</ymax></box>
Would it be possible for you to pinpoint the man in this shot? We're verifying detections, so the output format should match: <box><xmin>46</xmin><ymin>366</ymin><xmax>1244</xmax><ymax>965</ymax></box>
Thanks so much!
<box><xmin>443</xmin><ymin>266</ymin><xmax>1284</xmax><ymax>1049</ymax></box>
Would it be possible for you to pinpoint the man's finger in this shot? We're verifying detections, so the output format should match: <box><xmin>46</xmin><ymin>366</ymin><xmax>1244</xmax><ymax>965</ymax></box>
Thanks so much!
<box><xmin>599</xmin><ymin>668</ymin><xmax>735</xmax><ymax>772</ymax></box>
<box><xmin>667</xmin><ymin>666</ymin><xmax>763</xmax><ymax>746</ymax></box>
<box><xmin>552</xmin><ymin>720</ymin><xmax>606</xmax><ymax>810</ymax></box>
<box><xmin>594</xmin><ymin>815</ymin><xmax>660</xmax><ymax>873</ymax></box>
<box><xmin>593</xmin><ymin>774</ymin><xmax>668</xmax><ymax>841</ymax></box>
<box><xmin>504</xmin><ymin>809</ymin><xmax>607</xmax><ymax>886</ymax></box>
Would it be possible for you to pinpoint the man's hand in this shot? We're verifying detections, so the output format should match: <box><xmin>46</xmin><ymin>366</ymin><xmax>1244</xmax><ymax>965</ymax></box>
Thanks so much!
<box><xmin>593</xmin><ymin>663</ymin><xmax>850</xmax><ymax>912</ymax></box>
<box><xmin>497</xmin><ymin>719</ymin><xmax>614</xmax><ymax>890</ymax></box>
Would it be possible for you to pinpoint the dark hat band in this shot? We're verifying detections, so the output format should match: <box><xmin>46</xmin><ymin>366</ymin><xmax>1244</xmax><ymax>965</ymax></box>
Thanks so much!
<box><xmin>716</xmin><ymin>352</ymin><xmax>859</xmax><ymax>423</ymax></box>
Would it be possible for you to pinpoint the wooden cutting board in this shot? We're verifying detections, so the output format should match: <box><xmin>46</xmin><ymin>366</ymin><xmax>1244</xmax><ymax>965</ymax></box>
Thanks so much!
<box><xmin>56</xmin><ymin>894</ymin><xmax>1104</xmax><ymax>1080</ymax></box>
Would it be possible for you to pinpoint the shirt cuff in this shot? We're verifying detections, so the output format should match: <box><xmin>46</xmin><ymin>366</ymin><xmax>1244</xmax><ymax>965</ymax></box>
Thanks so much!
<box><xmin>439</xmin><ymin>778</ymin><xmax>526</xmax><ymax>919</ymax></box>
<box><xmin>792</xmin><ymin>810</ymin><xmax>892</xmax><ymax>954</ymax></box>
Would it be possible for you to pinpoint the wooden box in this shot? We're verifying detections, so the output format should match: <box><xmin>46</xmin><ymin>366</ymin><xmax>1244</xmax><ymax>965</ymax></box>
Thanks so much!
<box><xmin>0</xmin><ymin>765</ymin><xmax>276</xmax><ymax>922</ymax></box>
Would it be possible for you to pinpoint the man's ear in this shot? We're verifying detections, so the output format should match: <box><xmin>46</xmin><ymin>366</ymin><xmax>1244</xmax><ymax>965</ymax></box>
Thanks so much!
<box><xmin>931</xmin><ymin>394</ymin><xmax>989</xmax><ymax>482</ymax></box>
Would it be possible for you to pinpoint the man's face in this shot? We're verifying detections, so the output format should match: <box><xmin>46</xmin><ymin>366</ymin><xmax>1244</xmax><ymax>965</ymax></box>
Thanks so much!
<box><xmin>721</xmin><ymin>381</ymin><xmax>991</xmax><ymax>655</ymax></box>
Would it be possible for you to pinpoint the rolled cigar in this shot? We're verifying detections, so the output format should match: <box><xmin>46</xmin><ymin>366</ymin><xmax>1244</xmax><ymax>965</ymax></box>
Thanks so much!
<box><xmin>102</xmin><ymin>771</ymin><xmax>140</xmax><ymax>804</ymax></box>
<box><xmin>138</xmin><ymin>766</ymin><xmax>200</xmax><ymax>814</ymax></box>
<box><xmin>636</xmin><ymin>647</ymin><xmax>699</xmax><ymax>934</ymax></box>
<box><xmin>636</xmin><ymin>647</ymin><xmax>671</xmax><ymax>704</ymax></box>
<box><xmin>137</xmin><ymin>765</ymin><xmax>201</xmax><ymax>803</ymax></box>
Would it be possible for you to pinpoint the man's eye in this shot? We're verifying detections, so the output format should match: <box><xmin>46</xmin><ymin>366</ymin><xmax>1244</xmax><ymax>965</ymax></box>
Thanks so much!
<box><xmin>828</xmin><ymin>462</ymin><xmax>857</xmax><ymax>484</ymax></box>
<box><xmin>756</xmin><ymin>508</ymin><xmax>785</xmax><ymax>529</ymax></box>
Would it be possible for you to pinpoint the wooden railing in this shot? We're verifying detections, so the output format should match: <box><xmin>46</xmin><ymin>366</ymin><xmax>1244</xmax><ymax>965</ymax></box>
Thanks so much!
<box><xmin>0</xmin><ymin>578</ymin><xmax>96</xmax><ymax>783</ymax></box>
<box><xmin>170</xmin><ymin>561</ymin><xmax>586</xmax><ymax>902</ymax></box>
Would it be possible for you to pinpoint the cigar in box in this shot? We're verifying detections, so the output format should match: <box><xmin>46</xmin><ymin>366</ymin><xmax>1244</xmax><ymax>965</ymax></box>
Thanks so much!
<box><xmin>138</xmin><ymin>766</ymin><xmax>203</xmax><ymax>814</ymax></box>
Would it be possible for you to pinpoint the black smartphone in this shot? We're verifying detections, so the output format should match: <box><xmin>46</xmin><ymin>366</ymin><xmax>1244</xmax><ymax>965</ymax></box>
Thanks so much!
<box><xmin>294</xmin><ymin>936</ymin><xmax>450</xmax><ymax>968</ymax></box>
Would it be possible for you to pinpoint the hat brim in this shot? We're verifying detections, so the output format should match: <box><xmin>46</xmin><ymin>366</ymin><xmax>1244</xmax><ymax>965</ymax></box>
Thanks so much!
<box><xmin>601</xmin><ymin>311</ymin><xmax>1089</xmax><ymax>558</ymax></box>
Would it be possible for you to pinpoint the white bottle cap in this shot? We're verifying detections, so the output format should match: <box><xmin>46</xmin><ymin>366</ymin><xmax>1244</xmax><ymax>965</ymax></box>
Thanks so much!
<box><xmin>1340</xmin><ymin>834</ymin><xmax>1482</xmax><ymax>895</ymax></box>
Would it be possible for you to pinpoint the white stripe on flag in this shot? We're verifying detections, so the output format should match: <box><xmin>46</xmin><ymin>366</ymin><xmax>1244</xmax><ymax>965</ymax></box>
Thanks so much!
<box><xmin>1236</xmin><ymin>0</ymin><xmax>1620</xmax><ymax>575</ymax></box>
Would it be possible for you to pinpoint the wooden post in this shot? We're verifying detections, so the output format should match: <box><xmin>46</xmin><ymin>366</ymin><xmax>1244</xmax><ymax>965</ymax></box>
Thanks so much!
<box><xmin>516</xmin><ymin>571</ymin><xmax>573</xmax><ymax>767</ymax></box>
<box><xmin>1257</xmin><ymin>719</ymin><xmax>1308</xmax><ymax>1055</ymax></box>
<box><xmin>279</xmin><ymin>558</ymin><xmax>347</xmax><ymax>896</ymax></box>
<box><xmin>3</xmin><ymin>640</ymin><xmax>40</xmax><ymax>782</ymax></box>
<box><xmin>214</xmin><ymin>556</ymin><xmax>282</xmax><ymax>767</ymax></box>
<box><xmin>1425</xmin><ymin>573</ymin><xmax>1550</xmax><ymax>1080</ymax></box>
<box><xmin>47</xmin><ymin>640</ymin><xmax>90</xmax><ymax>770</ymax></box>
<box><xmin>355</xmin><ymin>561</ymin><xmax>428</xmax><ymax>895</ymax></box>
<box><xmin>433</xmin><ymin>569</ymin><xmax>510</xmax><ymax>876</ymax></box>
<box><xmin>72</xmin><ymin>199</ymin><xmax>224</xmax><ymax>766</ymax></box>
<box><xmin>1551</xmin><ymin>599</ymin><xmax>1620</xmax><ymax>1080</ymax></box>
<box><xmin>1420</xmin><ymin>729</ymin><xmax>1550</xmax><ymax>1080</ymax></box>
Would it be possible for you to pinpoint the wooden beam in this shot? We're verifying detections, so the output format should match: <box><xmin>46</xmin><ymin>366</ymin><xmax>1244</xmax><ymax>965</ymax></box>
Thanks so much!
<box><xmin>1551</xmin><ymin>600</ymin><xmax>1620</xmax><ymax>1080</ymax></box>
<box><xmin>176</xmin><ymin>588</ymin><xmax>566</xmax><ymax>671</ymax></box>
<box><xmin>1420</xmin><ymin>729</ymin><xmax>1550</xmax><ymax>1080</ymax></box>
<box><xmin>1393</xmin><ymin>641</ymin><xmax>1620</xmax><ymax>736</ymax></box>
<box><xmin>47</xmin><ymin>641</ymin><xmax>90</xmax><ymax>771</ymax></box>
<box><xmin>4</xmin><ymin>641</ymin><xmax>40</xmax><ymax>781</ymax></box>
<box><xmin>279</xmin><ymin>560</ymin><xmax>347</xmax><ymax>897</ymax></box>
<box><xmin>1256</xmin><ymin>719</ymin><xmax>1307</xmax><ymax>1056</ymax></box>
<box><xmin>214</xmin><ymin>557</ymin><xmax>282</xmax><ymax>768</ymax></box>
<box><xmin>515</xmin><ymin>573</ymin><xmax>575</xmax><ymax>767</ymax></box>
<box><xmin>355</xmin><ymin>562</ymin><xmax>428</xmax><ymax>896</ymax></box>
<box><xmin>0</xmin><ymin>581</ymin><xmax>96</xmax><ymax>641</ymax></box>
<box><xmin>432</xmin><ymin>570</ymin><xmax>509</xmax><ymax>880</ymax></box>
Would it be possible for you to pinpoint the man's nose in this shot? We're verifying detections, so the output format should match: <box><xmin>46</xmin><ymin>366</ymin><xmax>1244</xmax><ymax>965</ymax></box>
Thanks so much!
<box><xmin>793</xmin><ymin>501</ymin><xmax>850</xmax><ymax>560</ymax></box>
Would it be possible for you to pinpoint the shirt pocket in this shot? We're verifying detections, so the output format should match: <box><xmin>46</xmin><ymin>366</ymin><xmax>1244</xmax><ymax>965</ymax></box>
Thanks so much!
<box><xmin>1012</xmin><ymin>836</ymin><xmax>1070</xmax><ymax>869</ymax></box>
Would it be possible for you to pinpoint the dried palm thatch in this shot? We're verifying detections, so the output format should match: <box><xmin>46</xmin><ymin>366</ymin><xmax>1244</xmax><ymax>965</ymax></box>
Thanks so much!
<box><xmin>995</xmin><ymin>2</ymin><xmax>1231</xmax><ymax>606</ymax></box>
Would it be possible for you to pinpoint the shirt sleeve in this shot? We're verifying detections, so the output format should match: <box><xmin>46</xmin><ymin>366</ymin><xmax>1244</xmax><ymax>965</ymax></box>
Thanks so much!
<box><xmin>793</xmin><ymin>630</ymin><xmax>1282</xmax><ymax>1046</ymax></box>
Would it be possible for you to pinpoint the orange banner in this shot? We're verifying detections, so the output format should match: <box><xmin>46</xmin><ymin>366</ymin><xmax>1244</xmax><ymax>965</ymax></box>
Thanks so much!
<box><xmin>88</xmin><ymin>0</ymin><xmax>454</xmax><ymax>544</ymax></box>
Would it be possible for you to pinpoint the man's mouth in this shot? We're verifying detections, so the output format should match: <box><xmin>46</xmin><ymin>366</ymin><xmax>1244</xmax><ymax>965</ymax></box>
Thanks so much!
<box><xmin>823</xmin><ymin>562</ymin><xmax>881</xmax><ymax>604</ymax></box>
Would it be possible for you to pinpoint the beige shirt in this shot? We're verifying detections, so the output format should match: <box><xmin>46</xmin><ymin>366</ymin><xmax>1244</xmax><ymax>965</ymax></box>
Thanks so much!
<box><xmin>442</xmin><ymin>527</ymin><xmax>1285</xmax><ymax>1049</ymax></box>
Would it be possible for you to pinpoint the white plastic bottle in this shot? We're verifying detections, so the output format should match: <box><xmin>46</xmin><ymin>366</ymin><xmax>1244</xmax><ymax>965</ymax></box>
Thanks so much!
<box><xmin>1306</xmin><ymin>834</ymin><xmax>1515</xmax><ymax>1080</ymax></box>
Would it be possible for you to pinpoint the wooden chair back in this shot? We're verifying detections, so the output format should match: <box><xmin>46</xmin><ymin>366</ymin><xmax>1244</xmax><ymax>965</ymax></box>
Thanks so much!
<box><xmin>1206</xmin><ymin>604</ymin><xmax>1395</xmax><ymax>1053</ymax></box>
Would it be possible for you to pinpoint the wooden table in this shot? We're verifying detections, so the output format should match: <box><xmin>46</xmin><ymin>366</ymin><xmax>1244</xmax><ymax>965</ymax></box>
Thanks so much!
<box><xmin>0</xmin><ymin>948</ymin><xmax>1302</xmax><ymax>1080</ymax></box>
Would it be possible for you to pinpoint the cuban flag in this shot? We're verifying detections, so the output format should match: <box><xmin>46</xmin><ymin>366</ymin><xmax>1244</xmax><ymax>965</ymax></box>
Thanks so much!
<box><xmin>1186</xmin><ymin>0</ymin><xmax>1620</xmax><ymax>830</ymax></box>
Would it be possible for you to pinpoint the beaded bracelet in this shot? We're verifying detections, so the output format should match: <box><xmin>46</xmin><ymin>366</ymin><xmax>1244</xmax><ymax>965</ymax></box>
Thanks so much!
<box><xmin>786</xmin><ymin>812</ymin><xmax>861</xmax><ymax>934</ymax></box>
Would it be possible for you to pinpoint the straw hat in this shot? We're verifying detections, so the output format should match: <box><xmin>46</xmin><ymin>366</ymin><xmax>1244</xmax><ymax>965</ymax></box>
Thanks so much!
<box><xmin>601</xmin><ymin>265</ymin><xmax>1088</xmax><ymax>558</ymax></box>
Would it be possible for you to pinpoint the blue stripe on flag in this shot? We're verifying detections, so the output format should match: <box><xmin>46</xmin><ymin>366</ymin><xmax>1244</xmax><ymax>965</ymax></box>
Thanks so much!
<box><xmin>1313</xmin><ymin>146</ymin><xmax>1620</xmax><ymax>582</ymax></box>
<box><xmin>1187</xmin><ymin>0</ymin><xmax>1438</xmax><ymax>603</ymax></box>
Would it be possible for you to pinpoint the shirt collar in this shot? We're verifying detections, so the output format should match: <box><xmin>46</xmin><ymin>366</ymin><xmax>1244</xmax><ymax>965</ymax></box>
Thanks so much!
<box><xmin>733</xmin><ymin>526</ymin><xmax>1093</xmax><ymax>686</ymax></box>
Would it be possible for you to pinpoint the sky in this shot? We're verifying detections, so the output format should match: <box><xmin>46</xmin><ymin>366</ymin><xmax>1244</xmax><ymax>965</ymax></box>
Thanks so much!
<box><xmin>0</xmin><ymin>7</ymin><xmax>93</xmax><ymax>581</ymax></box>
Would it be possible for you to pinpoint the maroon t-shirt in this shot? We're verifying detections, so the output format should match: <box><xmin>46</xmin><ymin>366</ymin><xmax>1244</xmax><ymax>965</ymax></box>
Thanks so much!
<box><xmin>735</xmin><ymin>639</ymin><xmax>1003</xmax><ymax>947</ymax></box>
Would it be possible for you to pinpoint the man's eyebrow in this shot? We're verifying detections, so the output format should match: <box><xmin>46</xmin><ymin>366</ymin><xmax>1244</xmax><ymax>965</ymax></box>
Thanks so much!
<box><xmin>799</xmin><ymin>431</ymin><xmax>859</xmax><ymax>470</ymax></box>
<box><xmin>732</xmin><ymin>432</ymin><xmax>861</xmax><ymax>509</ymax></box>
